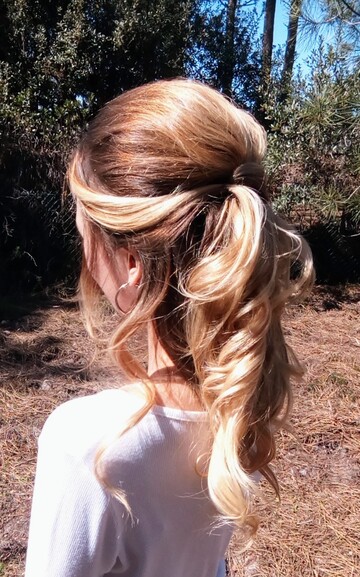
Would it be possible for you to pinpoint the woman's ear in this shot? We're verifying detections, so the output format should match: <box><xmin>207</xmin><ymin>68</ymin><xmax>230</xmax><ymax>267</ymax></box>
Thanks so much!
<box><xmin>126</xmin><ymin>249</ymin><xmax>142</xmax><ymax>288</ymax></box>
<box><xmin>111</xmin><ymin>247</ymin><xmax>142</xmax><ymax>314</ymax></box>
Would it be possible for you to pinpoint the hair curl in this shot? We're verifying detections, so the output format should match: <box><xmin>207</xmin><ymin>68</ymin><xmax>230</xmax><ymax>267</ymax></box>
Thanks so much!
<box><xmin>68</xmin><ymin>79</ymin><xmax>314</xmax><ymax>536</ymax></box>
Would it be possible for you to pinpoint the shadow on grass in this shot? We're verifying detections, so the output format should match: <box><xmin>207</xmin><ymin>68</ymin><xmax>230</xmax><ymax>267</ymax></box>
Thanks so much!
<box><xmin>0</xmin><ymin>292</ymin><xmax>77</xmax><ymax>325</ymax></box>
<box><xmin>0</xmin><ymin>332</ymin><xmax>91</xmax><ymax>385</ymax></box>
<box><xmin>304</xmin><ymin>221</ymin><xmax>360</xmax><ymax>285</ymax></box>
<box><xmin>0</xmin><ymin>296</ymin><xmax>90</xmax><ymax>387</ymax></box>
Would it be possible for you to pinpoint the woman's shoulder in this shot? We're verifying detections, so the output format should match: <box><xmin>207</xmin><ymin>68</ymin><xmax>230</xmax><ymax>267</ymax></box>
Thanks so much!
<box><xmin>39</xmin><ymin>388</ymin><xmax>145</xmax><ymax>459</ymax></box>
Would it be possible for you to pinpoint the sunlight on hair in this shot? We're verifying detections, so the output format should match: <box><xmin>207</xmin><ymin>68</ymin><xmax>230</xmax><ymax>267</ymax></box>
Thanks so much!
<box><xmin>68</xmin><ymin>78</ymin><xmax>314</xmax><ymax>543</ymax></box>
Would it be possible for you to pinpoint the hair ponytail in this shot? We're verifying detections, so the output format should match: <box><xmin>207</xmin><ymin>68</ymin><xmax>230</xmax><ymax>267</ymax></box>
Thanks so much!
<box><xmin>180</xmin><ymin>183</ymin><xmax>311</xmax><ymax>532</ymax></box>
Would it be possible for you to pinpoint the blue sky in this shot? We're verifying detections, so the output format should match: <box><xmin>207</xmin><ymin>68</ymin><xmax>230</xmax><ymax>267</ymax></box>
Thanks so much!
<box><xmin>271</xmin><ymin>1</ymin><xmax>344</xmax><ymax>74</ymax></box>
<box><xmin>246</xmin><ymin>0</ymin><xmax>315</xmax><ymax>74</ymax></box>
<box><xmin>273</xmin><ymin>1</ymin><xmax>290</xmax><ymax>46</ymax></box>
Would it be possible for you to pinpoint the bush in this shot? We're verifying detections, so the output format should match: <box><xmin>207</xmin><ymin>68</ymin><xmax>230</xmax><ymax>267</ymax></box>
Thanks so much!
<box><xmin>265</xmin><ymin>47</ymin><xmax>360</xmax><ymax>282</ymax></box>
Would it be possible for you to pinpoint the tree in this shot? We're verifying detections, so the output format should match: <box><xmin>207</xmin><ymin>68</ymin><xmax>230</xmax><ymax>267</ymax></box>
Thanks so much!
<box><xmin>300</xmin><ymin>0</ymin><xmax>360</xmax><ymax>68</ymax></box>
<box><xmin>301</xmin><ymin>1</ymin><xmax>360</xmax><ymax>39</ymax></box>
<box><xmin>280</xmin><ymin>0</ymin><xmax>303</xmax><ymax>102</ymax></box>
<box><xmin>0</xmin><ymin>0</ymin><xmax>198</xmax><ymax>292</ymax></box>
<box><xmin>189</xmin><ymin>0</ymin><xmax>261</xmax><ymax>106</ymax></box>
<box><xmin>265</xmin><ymin>45</ymin><xmax>360</xmax><ymax>281</ymax></box>
<box><xmin>1</xmin><ymin>0</ymin><xmax>358</xmax><ymax>292</ymax></box>
<box><xmin>220</xmin><ymin>0</ymin><xmax>238</xmax><ymax>97</ymax></box>
<box><xmin>257</xmin><ymin>0</ymin><xmax>277</xmax><ymax>123</ymax></box>
<box><xmin>262</xmin><ymin>0</ymin><xmax>277</xmax><ymax>86</ymax></box>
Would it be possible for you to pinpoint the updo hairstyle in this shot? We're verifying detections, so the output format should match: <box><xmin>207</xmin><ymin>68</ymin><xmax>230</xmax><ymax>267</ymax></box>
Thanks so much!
<box><xmin>68</xmin><ymin>79</ymin><xmax>314</xmax><ymax>535</ymax></box>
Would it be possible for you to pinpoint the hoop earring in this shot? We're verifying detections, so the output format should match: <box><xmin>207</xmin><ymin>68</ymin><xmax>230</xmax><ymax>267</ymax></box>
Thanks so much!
<box><xmin>115</xmin><ymin>282</ymin><xmax>130</xmax><ymax>315</ymax></box>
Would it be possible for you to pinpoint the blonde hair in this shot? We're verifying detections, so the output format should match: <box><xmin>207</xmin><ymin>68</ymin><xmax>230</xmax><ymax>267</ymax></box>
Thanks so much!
<box><xmin>68</xmin><ymin>79</ymin><xmax>314</xmax><ymax>535</ymax></box>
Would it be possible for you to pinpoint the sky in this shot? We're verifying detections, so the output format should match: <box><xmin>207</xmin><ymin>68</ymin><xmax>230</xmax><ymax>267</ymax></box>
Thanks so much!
<box><xmin>271</xmin><ymin>1</ymin><xmax>346</xmax><ymax>75</ymax></box>
<box><xmin>274</xmin><ymin>1</ymin><xmax>291</xmax><ymax>47</ymax></box>
<box><xmin>245</xmin><ymin>0</ymin><xmax>315</xmax><ymax>75</ymax></box>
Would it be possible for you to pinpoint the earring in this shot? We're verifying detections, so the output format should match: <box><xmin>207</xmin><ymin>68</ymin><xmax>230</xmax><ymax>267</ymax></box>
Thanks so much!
<box><xmin>115</xmin><ymin>282</ymin><xmax>130</xmax><ymax>314</ymax></box>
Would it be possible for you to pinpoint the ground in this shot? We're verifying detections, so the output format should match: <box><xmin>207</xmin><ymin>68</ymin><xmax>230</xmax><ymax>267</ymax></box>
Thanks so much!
<box><xmin>0</xmin><ymin>285</ymin><xmax>359</xmax><ymax>577</ymax></box>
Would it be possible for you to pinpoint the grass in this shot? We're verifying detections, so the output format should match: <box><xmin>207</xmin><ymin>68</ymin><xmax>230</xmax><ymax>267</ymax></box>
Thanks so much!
<box><xmin>229</xmin><ymin>285</ymin><xmax>360</xmax><ymax>576</ymax></box>
<box><xmin>0</xmin><ymin>285</ymin><xmax>359</xmax><ymax>577</ymax></box>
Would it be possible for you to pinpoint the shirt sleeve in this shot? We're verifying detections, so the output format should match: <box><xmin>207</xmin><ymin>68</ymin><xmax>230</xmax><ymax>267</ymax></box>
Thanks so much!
<box><xmin>25</xmin><ymin>418</ymin><xmax>122</xmax><ymax>577</ymax></box>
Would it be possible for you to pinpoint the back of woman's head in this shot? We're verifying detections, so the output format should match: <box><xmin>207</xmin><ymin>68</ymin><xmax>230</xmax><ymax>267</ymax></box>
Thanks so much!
<box><xmin>69</xmin><ymin>78</ymin><xmax>314</xmax><ymax>536</ymax></box>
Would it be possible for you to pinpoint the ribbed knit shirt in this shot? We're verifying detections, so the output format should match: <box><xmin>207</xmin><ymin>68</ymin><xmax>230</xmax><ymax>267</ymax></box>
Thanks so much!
<box><xmin>25</xmin><ymin>389</ymin><xmax>233</xmax><ymax>577</ymax></box>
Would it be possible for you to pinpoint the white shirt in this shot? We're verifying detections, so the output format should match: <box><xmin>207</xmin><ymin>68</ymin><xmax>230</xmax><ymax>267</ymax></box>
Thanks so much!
<box><xmin>25</xmin><ymin>389</ymin><xmax>232</xmax><ymax>577</ymax></box>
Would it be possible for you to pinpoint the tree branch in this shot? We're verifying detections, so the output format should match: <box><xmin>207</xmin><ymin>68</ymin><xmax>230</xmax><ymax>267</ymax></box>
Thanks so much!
<box><xmin>338</xmin><ymin>0</ymin><xmax>360</xmax><ymax>18</ymax></box>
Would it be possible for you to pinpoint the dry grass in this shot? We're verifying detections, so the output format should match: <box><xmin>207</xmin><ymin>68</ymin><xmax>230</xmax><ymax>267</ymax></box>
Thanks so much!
<box><xmin>1</xmin><ymin>286</ymin><xmax>359</xmax><ymax>577</ymax></box>
<box><xmin>229</xmin><ymin>286</ymin><xmax>360</xmax><ymax>576</ymax></box>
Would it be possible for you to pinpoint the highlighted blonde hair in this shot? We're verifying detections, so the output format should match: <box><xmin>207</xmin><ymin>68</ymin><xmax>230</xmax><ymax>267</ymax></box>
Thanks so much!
<box><xmin>68</xmin><ymin>79</ymin><xmax>314</xmax><ymax>535</ymax></box>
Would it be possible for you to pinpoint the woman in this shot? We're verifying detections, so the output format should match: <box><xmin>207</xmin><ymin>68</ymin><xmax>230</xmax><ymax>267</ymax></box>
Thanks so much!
<box><xmin>25</xmin><ymin>79</ymin><xmax>313</xmax><ymax>577</ymax></box>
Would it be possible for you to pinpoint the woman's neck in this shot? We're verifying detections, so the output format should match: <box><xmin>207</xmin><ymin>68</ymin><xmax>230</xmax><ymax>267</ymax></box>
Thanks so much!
<box><xmin>146</xmin><ymin>323</ymin><xmax>202</xmax><ymax>411</ymax></box>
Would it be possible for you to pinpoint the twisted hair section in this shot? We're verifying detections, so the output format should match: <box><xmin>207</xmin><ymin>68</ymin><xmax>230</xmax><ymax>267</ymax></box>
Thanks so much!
<box><xmin>68</xmin><ymin>79</ymin><xmax>314</xmax><ymax>536</ymax></box>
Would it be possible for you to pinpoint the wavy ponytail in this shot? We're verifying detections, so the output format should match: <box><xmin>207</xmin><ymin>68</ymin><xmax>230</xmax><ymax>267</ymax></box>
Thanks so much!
<box><xmin>184</xmin><ymin>185</ymin><xmax>311</xmax><ymax>531</ymax></box>
<box><xmin>68</xmin><ymin>79</ymin><xmax>314</xmax><ymax>537</ymax></box>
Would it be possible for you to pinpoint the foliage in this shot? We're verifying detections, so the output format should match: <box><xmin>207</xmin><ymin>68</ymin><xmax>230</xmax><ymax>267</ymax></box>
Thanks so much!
<box><xmin>300</xmin><ymin>0</ymin><xmax>360</xmax><ymax>68</ymax></box>
<box><xmin>188</xmin><ymin>0</ymin><xmax>261</xmax><ymax>107</ymax></box>
<box><xmin>0</xmin><ymin>0</ymin><xmax>197</xmax><ymax>292</ymax></box>
<box><xmin>264</xmin><ymin>44</ymin><xmax>360</xmax><ymax>281</ymax></box>
<box><xmin>267</xmin><ymin>45</ymin><xmax>359</xmax><ymax>225</ymax></box>
<box><xmin>0</xmin><ymin>0</ymin><xmax>359</xmax><ymax>292</ymax></box>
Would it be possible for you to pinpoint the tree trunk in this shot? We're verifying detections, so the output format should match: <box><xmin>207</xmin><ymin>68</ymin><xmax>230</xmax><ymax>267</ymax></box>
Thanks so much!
<box><xmin>280</xmin><ymin>0</ymin><xmax>302</xmax><ymax>101</ymax></box>
<box><xmin>257</xmin><ymin>0</ymin><xmax>276</xmax><ymax>125</ymax></box>
<box><xmin>220</xmin><ymin>0</ymin><xmax>237</xmax><ymax>97</ymax></box>
<box><xmin>262</xmin><ymin>0</ymin><xmax>276</xmax><ymax>84</ymax></box>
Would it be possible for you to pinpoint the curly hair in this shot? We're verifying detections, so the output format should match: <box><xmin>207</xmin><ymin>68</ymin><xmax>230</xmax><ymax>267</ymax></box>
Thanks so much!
<box><xmin>68</xmin><ymin>79</ymin><xmax>314</xmax><ymax>535</ymax></box>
